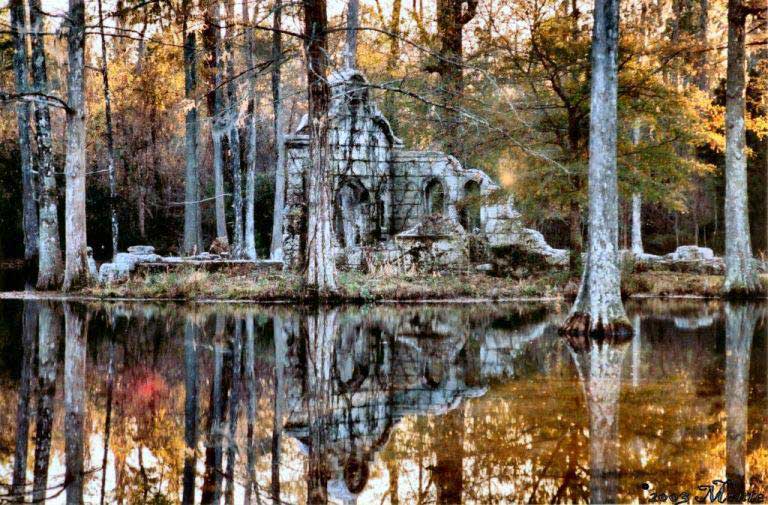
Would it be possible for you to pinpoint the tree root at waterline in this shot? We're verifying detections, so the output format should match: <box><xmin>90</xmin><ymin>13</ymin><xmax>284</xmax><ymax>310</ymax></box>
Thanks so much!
<box><xmin>559</xmin><ymin>313</ymin><xmax>632</xmax><ymax>351</ymax></box>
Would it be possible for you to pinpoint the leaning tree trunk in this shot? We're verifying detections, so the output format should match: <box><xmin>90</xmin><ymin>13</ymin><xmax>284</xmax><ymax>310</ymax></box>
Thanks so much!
<box><xmin>96</xmin><ymin>0</ymin><xmax>120</xmax><ymax>258</ymax></box>
<box><xmin>64</xmin><ymin>303</ymin><xmax>87</xmax><ymax>505</ymax></box>
<box><xmin>224</xmin><ymin>0</ymin><xmax>244</xmax><ymax>258</ymax></box>
<box><xmin>242</xmin><ymin>0</ymin><xmax>258</xmax><ymax>259</ymax></box>
<box><xmin>62</xmin><ymin>0</ymin><xmax>92</xmax><ymax>291</ymax></box>
<box><xmin>561</xmin><ymin>0</ymin><xmax>630</xmax><ymax>337</ymax></box>
<box><xmin>10</xmin><ymin>0</ymin><xmax>39</xmax><ymax>266</ymax></box>
<box><xmin>30</xmin><ymin>0</ymin><xmax>63</xmax><ymax>289</ymax></box>
<box><xmin>722</xmin><ymin>0</ymin><xmax>759</xmax><ymax>296</ymax></box>
<box><xmin>182</xmin><ymin>0</ymin><xmax>203</xmax><ymax>255</ymax></box>
<box><xmin>344</xmin><ymin>0</ymin><xmax>359</xmax><ymax>69</ymax></box>
<box><xmin>270</xmin><ymin>0</ymin><xmax>287</xmax><ymax>261</ymax></box>
<box><xmin>304</xmin><ymin>0</ymin><xmax>338</xmax><ymax>293</ymax></box>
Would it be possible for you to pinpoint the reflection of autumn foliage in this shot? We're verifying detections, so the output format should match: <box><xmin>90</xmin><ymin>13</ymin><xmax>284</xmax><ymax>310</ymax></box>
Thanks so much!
<box><xmin>115</xmin><ymin>366</ymin><xmax>170</xmax><ymax>421</ymax></box>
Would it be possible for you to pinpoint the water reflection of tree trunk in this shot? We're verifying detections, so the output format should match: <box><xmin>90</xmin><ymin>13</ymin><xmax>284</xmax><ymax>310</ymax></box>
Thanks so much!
<box><xmin>183</xmin><ymin>317</ymin><xmax>199</xmax><ymax>505</ymax></box>
<box><xmin>202</xmin><ymin>334</ymin><xmax>227</xmax><ymax>505</ymax></box>
<box><xmin>244</xmin><ymin>315</ymin><xmax>257</xmax><ymax>505</ymax></box>
<box><xmin>272</xmin><ymin>315</ymin><xmax>287</xmax><ymax>504</ymax></box>
<box><xmin>432</xmin><ymin>407</ymin><xmax>465</xmax><ymax>504</ymax></box>
<box><xmin>724</xmin><ymin>303</ymin><xmax>757</xmax><ymax>502</ymax></box>
<box><xmin>569</xmin><ymin>340</ymin><xmax>629</xmax><ymax>504</ymax></box>
<box><xmin>100</xmin><ymin>339</ymin><xmax>115</xmax><ymax>505</ymax></box>
<box><xmin>12</xmin><ymin>301</ymin><xmax>38</xmax><ymax>500</ymax></box>
<box><xmin>225</xmin><ymin>318</ymin><xmax>242</xmax><ymax>505</ymax></box>
<box><xmin>33</xmin><ymin>302</ymin><xmax>60</xmax><ymax>502</ymax></box>
<box><xmin>64</xmin><ymin>303</ymin><xmax>88</xmax><ymax>505</ymax></box>
<box><xmin>305</xmin><ymin>310</ymin><xmax>337</xmax><ymax>504</ymax></box>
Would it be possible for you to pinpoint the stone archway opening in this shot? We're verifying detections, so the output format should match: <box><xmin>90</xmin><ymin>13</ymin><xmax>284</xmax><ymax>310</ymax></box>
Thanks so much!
<box><xmin>460</xmin><ymin>180</ymin><xmax>482</xmax><ymax>232</ymax></box>
<box><xmin>335</xmin><ymin>180</ymin><xmax>370</xmax><ymax>248</ymax></box>
<box><xmin>424</xmin><ymin>179</ymin><xmax>445</xmax><ymax>216</ymax></box>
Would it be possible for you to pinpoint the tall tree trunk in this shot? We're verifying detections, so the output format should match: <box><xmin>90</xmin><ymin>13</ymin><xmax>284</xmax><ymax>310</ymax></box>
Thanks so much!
<box><xmin>303</xmin><ymin>0</ymin><xmax>338</xmax><ymax>292</ymax></box>
<box><xmin>182</xmin><ymin>0</ymin><xmax>203</xmax><ymax>255</ymax></box>
<box><xmin>33</xmin><ymin>303</ymin><xmax>59</xmax><ymax>503</ymax></box>
<box><xmin>182</xmin><ymin>317</ymin><xmax>199</xmax><ymax>505</ymax></box>
<box><xmin>344</xmin><ymin>0</ymin><xmax>359</xmax><ymax>69</ymax></box>
<box><xmin>12</xmin><ymin>301</ymin><xmax>37</xmax><ymax>500</ymax></box>
<box><xmin>224</xmin><ymin>0</ymin><xmax>244</xmax><ymax>257</ymax></box>
<box><xmin>631</xmin><ymin>194</ymin><xmax>643</xmax><ymax>254</ymax></box>
<box><xmin>561</xmin><ymin>0</ymin><xmax>630</xmax><ymax>337</ymax></box>
<box><xmin>427</xmin><ymin>0</ymin><xmax>477</xmax><ymax>159</ymax></box>
<box><xmin>62</xmin><ymin>0</ymin><xmax>91</xmax><ymax>291</ymax></box>
<box><xmin>696</xmin><ymin>0</ymin><xmax>709</xmax><ymax>91</ymax></box>
<box><xmin>29</xmin><ymin>0</ymin><xmax>63</xmax><ymax>289</ymax></box>
<box><xmin>270</xmin><ymin>0</ymin><xmax>287</xmax><ymax>261</ymax></box>
<box><xmin>64</xmin><ymin>303</ymin><xmax>87</xmax><ymax>505</ymax></box>
<box><xmin>724</xmin><ymin>303</ymin><xmax>757</xmax><ymax>498</ymax></box>
<box><xmin>243</xmin><ymin>0</ymin><xmax>258</xmax><ymax>259</ymax></box>
<box><xmin>384</xmin><ymin>0</ymin><xmax>402</xmax><ymax>129</ymax></box>
<box><xmin>722</xmin><ymin>0</ymin><xmax>759</xmax><ymax>296</ymax></box>
<box><xmin>96</xmin><ymin>0</ymin><xmax>119</xmax><ymax>258</ymax></box>
<box><xmin>204</xmin><ymin>0</ymin><xmax>229</xmax><ymax>245</ymax></box>
<box><xmin>11</xmin><ymin>0</ymin><xmax>39</xmax><ymax>266</ymax></box>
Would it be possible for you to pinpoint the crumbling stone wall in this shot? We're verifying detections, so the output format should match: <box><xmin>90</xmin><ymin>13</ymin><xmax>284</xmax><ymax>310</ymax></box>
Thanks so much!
<box><xmin>281</xmin><ymin>69</ymin><xmax>500</xmax><ymax>269</ymax></box>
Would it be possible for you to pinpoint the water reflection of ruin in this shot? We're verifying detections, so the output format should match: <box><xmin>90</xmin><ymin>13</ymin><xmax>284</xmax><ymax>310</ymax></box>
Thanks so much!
<box><xmin>278</xmin><ymin>305</ymin><xmax>555</xmax><ymax>503</ymax></box>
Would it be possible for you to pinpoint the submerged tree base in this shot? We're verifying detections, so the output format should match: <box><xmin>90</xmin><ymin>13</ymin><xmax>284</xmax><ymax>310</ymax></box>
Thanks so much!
<box><xmin>721</xmin><ymin>282</ymin><xmax>765</xmax><ymax>300</ymax></box>
<box><xmin>559</xmin><ymin>312</ymin><xmax>633</xmax><ymax>350</ymax></box>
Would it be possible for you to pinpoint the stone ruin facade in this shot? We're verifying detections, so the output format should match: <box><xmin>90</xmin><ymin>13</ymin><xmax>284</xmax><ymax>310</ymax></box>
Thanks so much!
<box><xmin>281</xmin><ymin>69</ymin><xmax>568</xmax><ymax>273</ymax></box>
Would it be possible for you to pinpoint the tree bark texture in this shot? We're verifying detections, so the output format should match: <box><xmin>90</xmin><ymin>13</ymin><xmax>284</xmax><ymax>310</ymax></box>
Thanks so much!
<box><xmin>723</xmin><ymin>0</ymin><xmax>759</xmax><ymax>295</ymax></box>
<box><xmin>29</xmin><ymin>0</ymin><xmax>63</xmax><ymax>289</ymax></box>
<box><xmin>10</xmin><ymin>0</ymin><xmax>39</xmax><ymax>265</ymax></box>
<box><xmin>304</xmin><ymin>0</ymin><xmax>338</xmax><ymax>292</ymax></box>
<box><xmin>561</xmin><ymin>0</ymin><xmax>629</xmax><ymax>337</ymax></box>
<box><xmin>243</xmin><ymin>0</ymin><xmax>258</xmax><ymax>259</ymax></box>
<box><xmin>344</xmin><ymin>0</ymin><xmax>359</xmax><ymax>69</ymax></box>
<box><xmin>183</xmin><ymin>2</ymin><xmax>203</xmax><ymax>255</ymax></box>
<box><xmin>63</xmin><ymin>0</ymin><xmax>92</xmax><ymax>291</ymax></box>
<box><xmin>224</xmin><ymin>0</ymin><xmax>244</xmax><ymax>257</ymax></box>
<box><xmin>270</xmin><ymin>0</ymin><xmax>287</xmax><ymax>261</ymax></box>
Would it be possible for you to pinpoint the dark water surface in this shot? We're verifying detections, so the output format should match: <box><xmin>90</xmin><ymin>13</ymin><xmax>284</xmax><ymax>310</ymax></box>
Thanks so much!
<box><xmin>0</xmin><ymin>299</ymin><xmax>766</xmax><ymax>504</ymax></box>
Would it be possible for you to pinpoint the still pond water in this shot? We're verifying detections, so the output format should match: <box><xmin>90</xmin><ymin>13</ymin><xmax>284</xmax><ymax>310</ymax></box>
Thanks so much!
<box><xmin>0</xmin><ymin>299</ymin><xmax>766</xmax><ymax>504</ymax></box>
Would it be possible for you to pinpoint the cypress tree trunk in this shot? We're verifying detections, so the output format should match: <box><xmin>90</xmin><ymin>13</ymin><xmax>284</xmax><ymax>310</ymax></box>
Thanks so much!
<box><xmin>270</xmin><ymin>0</ymin><xmax>287</xmax><ymax>261</ymax></box>
<box><xmin>96</xmin><ymin>0</ymin><xmax>119</xmax><ymax>258</ymax></box>
<box><xmin>64</xmin><ymin>303</ymin><xmax>87</xmax><ymax>505</ymax></box>
<box><xmin>204</xmin><ymin>0</ymin><xmax>229</xmax><ymax>245</ymax></box>
<box><xmin>304</xmin><ymin>0</ymin><xmax>338</xmax><ymax>292</ymax></box>
<box><xmin>722</xmin><ymin>0</ymin><xmax>759</xmax><ymax>296</ymax></box>
<box><xmin>29</xmin><ymin>0</ymin><xmax>63</xmax><ymax>289</ymax></box>
<box><xmin>62</xmin><ymin>0</ymin><xmax>92</xmax><ymax>291</ymax></box>
<box><xmin>344</xmin><ymin>0</ymin><xmax>359</xmax><ymax>69</ymax></box>
<box><xmin>561</xmin><ymin>0</ymin><xmax>630</xmax><ymax>338</ymax></box>
<box><xmin>10</xmin><ymin>0</ymin><xmax>39</xmax><ymax>266</ymax></box>
<box><xmin>631</xmin><ymin>193</ymin><xmax>643</xmax><ymax>255</ymax></box>
<box><xmin>243</xmin><ymin>0</ymin><xmax>258</xmax><ymax>259</ymax></box>
<box><xmin>224</xmin><ymin>0</ymin><xmax>243</xmax><ymax>257</ymax></box>
<box><xmin>182</xmin><ymin>0</ymin><xmax>203</xmax><ymax>255</ymax></box>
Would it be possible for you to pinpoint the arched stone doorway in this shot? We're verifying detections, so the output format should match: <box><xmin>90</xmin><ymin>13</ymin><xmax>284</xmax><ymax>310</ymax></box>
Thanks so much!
<box><xmin>335</xmin><ymin>180</ymin><xmax>370</xmax><ymax>248</ymax></box>
<box><xmin>460</xmin><ymin>180</ymin><xmax>482</xmax><ymax>232</ymax></box>
<box><xmin>424</xmin><ymin>179</ymin><xmax>445</xmax><ymax>216</ymax></box>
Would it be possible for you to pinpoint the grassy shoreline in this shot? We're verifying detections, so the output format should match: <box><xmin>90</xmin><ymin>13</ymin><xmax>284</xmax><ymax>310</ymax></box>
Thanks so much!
<box><xmin>57</xmin><ymin>269</ymin><xmax>768</xmax><ymax>302</ymax></box>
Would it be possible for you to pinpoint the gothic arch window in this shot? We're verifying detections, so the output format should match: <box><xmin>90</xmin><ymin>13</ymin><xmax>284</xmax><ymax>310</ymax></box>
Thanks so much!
<box><xmin>424</xmin><ymin>179</ymin><xmax>445</xmax><ymax>216</ymax></box>
<box><xmin>335</xmin><ymin>180</ymin><xmax>369</xmax><ymax>248</ymax></box>
<box><xmin>460</xmin><ymin>180</ymin><xmax>482</xmax><ymax>231</ymax></box>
